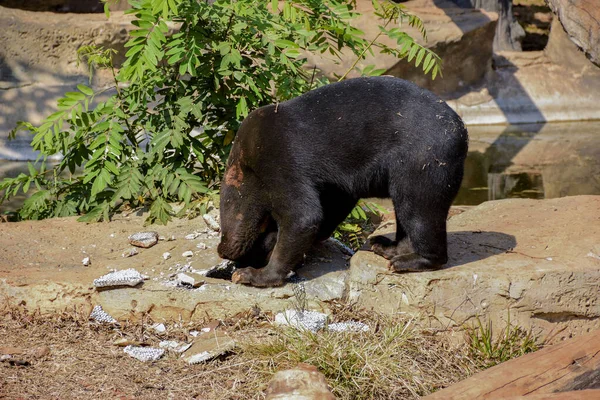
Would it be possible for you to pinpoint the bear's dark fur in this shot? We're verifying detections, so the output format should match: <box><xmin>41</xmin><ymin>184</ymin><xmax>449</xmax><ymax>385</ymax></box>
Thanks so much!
<box><xmin>217</xmin><ymin>76</ymin><xmax>468</xmax><ymax>287</ymax></box>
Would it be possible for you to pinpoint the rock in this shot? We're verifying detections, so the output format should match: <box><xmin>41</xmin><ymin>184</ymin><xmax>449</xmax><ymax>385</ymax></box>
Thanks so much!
<box><xmin>265</xmin><ymin>363</ymin><xmax>335</xmax><ymax>400</ymax></box>
<box><xmin>89</xmin><ymin>305</ymin><xmax>117</xmax><ymax>324</ymax></box>
<box><xmin>348</xmin><ymin>196</ymin><xmax>600</xmax><ymax>340</ymax></box>
<box><xmin>128</xmin><ymin>232</ymin><xmax>159</xmax><ymax>248</ymax></box>
<box><xmin>185</xmin><ymin>233</ymin><xmax>200</xmax><ymax>240</ymax></box>
<box><xmin>274</xmin><ymin>310</ymin><xmax>328</xmax><ymax>333</ymax></box>
<box><xmin>328</xmin><ymin>321</ymin><xmax>370</xmax><ymax>333</ymax></box>
<box><xmin>31</xmin><ymin>346</ymin><xmax>50</xmax><ymax>359</ymax></box>
<box><xmin>181</xmin><ymin>332</ymin><xmax>236</xmax><ymax>364</ymax></box>
<box><xmin>545</xmin><ymin>18</ymin><xmax>594</xmax><ymax>71</ymax></box>
<box><xmin>424</xmin><ymin>330</ymin><xmax>600</xmax><ymax>399</ymax></box>
<box><xmin>123</xmin><ymin>346</ymin><xmax>164</xmax><ymax>362</ymax></box>
<box><xmin>176</xmin><ymin>273</ymin><xmax>204</xmax><ymax>288</ymax></box>
<box><xmin>93</xmin><ymin>269</ymin><xmax>145</xmax><ymax>288</ymax></box>
<box><xmin>452</xmin><ymin>0</ymin><xmax>524</xmax><ymax>51</ymax></box>
<box><xmin>158</xmin><ymin>340</ymin><xmax>192</xmax><ymax>353</ymax></box>
<box><xmin>304</xmin><ymin>0</ymin><xmax>498</xmax><ymax>95</ymax></box>
<box><xmin>152</xmin><ymin>323</ymin><xmax>166</xmax><ymax>334</ymax></box>
<box><xmin>162</xmin><ymin>252</ymin><xmax>171</xmax><ymax>260</ymax></box>
<box><xmin>547</xmin><ymin>0</ymin><xmax>600</xmax><ymax>67</ymax></box>
<box><xmin>121</xmin><ymin>248</ymin><xmax>139</xmax><ymax>258</ymax></box>
<box><xmin>202</xmin><ymin>214</ymin><xmax>220</xmax><ymax>232</ymax></box>
<box><xmin>196</xmin><ymin>242</ymin><xmax>207</xmax><ymax>250</ymax></box>
<box><xmin>82</xmin><ymin>256</ymin><xmax>91</xmax><ymax>266</ymax></box>
<box><xmin>182</xmin><ymin>250</ymin><xmax>194</xmax><ymax>258</ymax></box>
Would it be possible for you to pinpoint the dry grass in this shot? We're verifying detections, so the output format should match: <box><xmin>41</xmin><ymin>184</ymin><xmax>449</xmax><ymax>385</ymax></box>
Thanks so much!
<box><xmin>1</xmin><ymin>301</ymin><xmax>523</xmax><ymax>399</ymax></box>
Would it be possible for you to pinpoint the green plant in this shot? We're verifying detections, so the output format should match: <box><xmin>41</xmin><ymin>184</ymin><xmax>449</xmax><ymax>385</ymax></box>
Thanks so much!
<box><xmin>1</xmin><ymin>0</ymin><xmax>441</xmax><ymax>225</ymax></box>
<box><xmin>334</xmin><ymin>200</ymin><xmax>386</xmax><ymax>250</ymax></box>
<box><xmin>466</xmin><ymin>315</ymin><xmax>539</xmax><ymax>369</ymax></box>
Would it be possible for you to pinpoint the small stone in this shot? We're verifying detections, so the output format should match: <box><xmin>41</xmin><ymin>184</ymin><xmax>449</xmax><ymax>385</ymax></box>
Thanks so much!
<box><xmin>182</xmin><ymin>250</ymin><xmax>194</xmax><ymax>258</ymax></box>
<box><xmin>274</xmin><ymin>310</ymin><xmax>328</xmax><ymax>332</ymax></box>
<box><xmin>152</xmin><ymin>323</ymin><xmax>167</xmax><ymax>334</ymax></box>
<box><xmin>82</xmin><ymin>257</ymin><xmax>91</xmax><ymax>266</ymax></box>
<box><xmin>202</xmin><ymin>214</ymin><xmax>220</xmax><ymax>232</ymax></box>
<box><xmin>89</xmin><ymin>305</ymin><xmax>117</xmax><ymax>323</ymax></box>
<box><xmin>328</xmin><ymin>321</ymin><xmax>370</xmax><ymax>333</ymax></box>
<box><xmin>176</xmin><ymin>273</ymin><xmax>200</xmax><ymax>288</ymax></box>
<box><xmin>123</xmin><ymin>346</ymin><xmax>164</xmax><ymax>362</ymax></box>
<box><xmin>190</xmin><ymin>331</ymin><xmax>199</xmax><ymax>337</ymax></box>
<box><xmin>265</xmin><ymin>363</ymin><xmax>335</xmax><ymax>400</ymax></box>
<box><xmin>93</xmin><ymin>269</ymin><xmax>144</xmax><ymax>288</ymax></box>
<box><xmin>204</xmin><ymin>260</ymin><xmax>236</xmax><ymax>280</ymax></box>
<box><xmin>327</xmin><ymin>237</ymin><xmax>355</xmax><ymax>256</ymax></box>
<box><xmin>159</xmin><ymin>340</ymin><xmax>192</xmax><ymax>353</ymax></box>
<box><xmin>196</xmin><ymin>242</ymin><xmax>207</xmax><ymax>250</ymax></box>
<box><xmin>182</xmin><ymin>332</ymin><xmax>235</xmax><ymax>364</ymax></box>
<box><xmin>122</xmin><ymin>248</ymin><xmax>139</xmax><ymax>258</ymax></box>
<box><xmin>128</xmin><ymin>231</ymin><xmax>159</xmax><ymax>248</ymax></box>
<box><xmin>162</xmin><ymin>252</ymin><xmax>171</xmax><ymax>260</ymax></box>
<box><xmin>185</xmin><ymin>233</ymin><xmax>200</xmax><ymax>240</ymax></box>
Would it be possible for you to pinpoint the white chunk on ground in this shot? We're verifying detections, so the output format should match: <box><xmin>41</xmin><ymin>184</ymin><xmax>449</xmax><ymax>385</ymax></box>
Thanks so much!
<box><xmin>93</xmin><ymin>268</ymin><xmax>144</xmax><ymax>288</ymax></box>
<box><xmin>123</xmin><ymin>346</ymin><xmax>164</xmax><ymax>362</ymax></box>
<box><xmin>274</xmin><ymin>310</ymin><xmax>328</xmax><ymax>332</ymax></box>
<box><xmin>328</xmin><ymin>321</ymin><xmax>370</xmax><ymax>333</ymax></box>
<box><xmin>89</xmin><ymin>305</ymin><xmax>116</xmax><ymax>324</ymax></box>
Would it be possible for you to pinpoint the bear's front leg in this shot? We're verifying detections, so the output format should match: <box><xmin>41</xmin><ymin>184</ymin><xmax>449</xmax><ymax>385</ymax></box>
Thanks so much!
<box><xmin>232</xmin><ymin>214</ymin><xmax>320</xmax><ymax>287</ymax></box>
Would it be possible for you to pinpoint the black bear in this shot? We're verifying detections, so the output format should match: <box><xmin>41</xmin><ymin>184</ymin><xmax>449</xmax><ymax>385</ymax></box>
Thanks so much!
<box><xmin>217</xmin><ymin>76</ymin><xmax>468</xmax><ymax>287</ymax></box>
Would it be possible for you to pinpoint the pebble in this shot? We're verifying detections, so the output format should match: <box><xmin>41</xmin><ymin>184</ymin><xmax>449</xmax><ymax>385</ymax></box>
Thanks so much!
<box><xmin>128</xmin><ymin>231</ymin><xmax>159</xmax><ymax>248</ymax></box>
<box><xmin>162</xmin><ymin>252</ymin><xmax>171</xmax><ymax>260</ymax></box>
<box><xmin>202</xmin><ymin>214</ymin><xmax>221</xmax><ymax>232</ymax></box>
<box><xmin>182</xmin><ymin>251</ymin><xmax>194</xmax><ymax>258</ymax></box>
<box><xmin>122</xmin><ymin>248</ymin><xmax>139</xmax><ymax>258</ymax></box>
<box><xmin>152</xmin><ymin>323</ymin><xmax>167</xmax><ymax>334</ymax></box>
<box><xmin>82</xmin><ymin>256</ymin><xmax>91</xmax><ymax>266</ymax></box>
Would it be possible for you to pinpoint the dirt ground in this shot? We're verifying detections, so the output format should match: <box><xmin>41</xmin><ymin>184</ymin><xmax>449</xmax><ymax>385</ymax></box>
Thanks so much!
<box><xmin>0</xmin><ymin>302</ymin><xmax>477</xmax><ymax>400</ymax></box>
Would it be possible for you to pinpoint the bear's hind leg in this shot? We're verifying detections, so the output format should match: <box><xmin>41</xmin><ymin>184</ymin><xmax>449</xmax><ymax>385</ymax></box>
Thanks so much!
<box><xmin>389</xmin><ymin>207</ymin><xmax>448</xmax><ymax>272</ymax></box>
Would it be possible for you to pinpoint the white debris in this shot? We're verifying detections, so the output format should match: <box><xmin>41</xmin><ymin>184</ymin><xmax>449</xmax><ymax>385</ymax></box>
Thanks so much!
<box><xmin>152</xmin><ymin>323</ymin><xmax>167</xmax><ymax>334</ymax></box>
<box><xmin>185</xmin><ymin>233</ymin><xmax>200</xmax><ymax>240</ymax></box>
<box><xmin>122</xmin><ymin>248</ymin><xmax>139</xmax><ymax>258</ymax></box>
<box><xmin>201</xmin><ymin>327</ymin><xmax>211</xmax><ymax>333</ymax></box>
<box><xmin>587</xmin><ymin>251</ymin><xmax>600</xmax><ymax>260</ymax></box>
<box><xmin>159</xmin><ymin>340</ymin><xmax>192</xmax><ymax>353</ymax></box>
<box><xmin>82</xmin><ymin>257</ymin><xmax>91</xmax><ymax>267</ymax></box>
<box><xmin>182</xmin><ymin>250</ymin><xmax>194</xmax><ymax>258</ymax></box>
<box><xmin>176</xmin><ymin>273</ymin><xmax>203</xmax><ymax>288</ymax></box>
<box><xmin>202</xmin><ymin>214</ymin><xmax>220</xmax><ymax>232</ymax></box>
<box><xmin>93</xmin><ymin>268</ymin><xmax>144</xmax><ymax>288</ymax></box>
<box><xmin>186</xmin><ymin>351</ymin><xmax>212</xmax><ymax>364</ymax></box>
<box><xmin>546</xmin><ymin>257</ymin><xmax>553</xmax><ymax>261</ymax></box>
<box><xmin>274</xmin><ymin>310</ymin><xmax>328</xmax><ymax>332</ymax></box>
<box><xmin>89</xmin><ymin>305</ymin><xmax>117</xmax><ymax>324</ymax></box>
<box><xmin>128</xmin><ymin>231</ymin><xmax>159</xmax><ymax>248</ymax></box>
<box><xmin>196</xmin><ymin>242</ymin><xmax>207</xmax><ymax>250</ymax></box>
<box><xmin>123</xmin><ymin>346</ymin><xmax>164</xmax><ymax>362</ymax></box>
<box><xmin>328</xmin><ymin>321</ymin><xmax>370</xmax><ymax>333</ymax></box>
<box><xmin>189</xmin><ymin>330</ymin><xmax>199</xmax><ymax>337</ymax></box>
<box><xmin>162</xmin><ymin>252</ymin><xmax>171</xmax><ymax>260</ymax></box>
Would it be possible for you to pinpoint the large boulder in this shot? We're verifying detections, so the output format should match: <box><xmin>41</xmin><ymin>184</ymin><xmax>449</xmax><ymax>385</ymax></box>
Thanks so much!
<box><xmin>547</xmin><ymin>0</ymin><xmax>600</xmax><ymax>66</ymax></box>
<box><xmin>304</xmin><ymin>0</ymin><xmax>498</xmax><ymax>95</ymax></box>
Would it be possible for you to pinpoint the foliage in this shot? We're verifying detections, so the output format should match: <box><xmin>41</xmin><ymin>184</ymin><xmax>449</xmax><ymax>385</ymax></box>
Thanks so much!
<box><xmin>334</xmin><ymin>200</ymin><xmax>386</xmax><ymax>250</ymax></box>
<box><xmin>466</xmin><ymin>315</ymin><xmax>540</xmax><ymax>369</ymax></box>
<box><xmin>0</xmin><ymin>0</ymin><xmax>441</xmax><ymax>225</ymax></box>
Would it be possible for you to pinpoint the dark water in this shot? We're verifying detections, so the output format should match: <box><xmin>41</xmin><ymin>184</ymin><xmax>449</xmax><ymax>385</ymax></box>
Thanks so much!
<box><xmin>1</xmin><ymin>122</ymin><xmax>599</xmax><ymax>213</ymax></box>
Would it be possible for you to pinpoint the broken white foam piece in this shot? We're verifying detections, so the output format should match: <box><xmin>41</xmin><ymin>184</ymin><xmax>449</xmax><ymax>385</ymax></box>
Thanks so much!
<box><xmin>202</xmin><ymin>214</ymin><xmax>220</xmax><ymax>232</ymax></box>
<box><xmin>89</xmin><ymin>305</ymin><xmax>117</xmax><ymax>324</ymax></box>
<box><xmin>123</xmin><ymin>346</ymin><xmax>164</xmax><ymax>362</ymax></box>
<box><xmin>328</xmin><ymin>321</ymin><xmax>370</xmax><ymax>333</ymax></box>
<box><xmin>182</xmin><ymin>251</ymin><xmax>194</xmax><ymax>257</ymax></box>
<box><xmin>93</xmin><ymin>268</ymin><xmax>144</xmax><ymax>288</ymax></box>
<box><xmin>82</xmin><ymin>257</ymin><xmax>91</xmax><ymax>266</ymax></box>
<box><xmin>128</xmin><ymin>231</ymin><xmax>159</xmax><ymax>248</ymax></box>
<box><xmin>153</xmin><ymin>323</ymin><xmax>167</xmax><ymax>334</ymax></box>
<box><xmin>274</xmin><ymin>310</ymin><xmax>328</xmax><ymax>332</ymax></box>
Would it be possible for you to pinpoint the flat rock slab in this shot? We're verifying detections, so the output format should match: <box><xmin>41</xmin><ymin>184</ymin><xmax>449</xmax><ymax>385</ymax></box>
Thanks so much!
<box><xmin>349</xmin><ymin>195</ymin><xmax>600</xmax><ymax>341</ymax></box>
<box><xmin>0</xmin><ymin>213</ymin><xmax>349</xmax><ymax>321</ymax></box>
<box><xmin>1</xmin><ymin>196</ymin><xmax>599</xmax><ymax>342</ymax></box>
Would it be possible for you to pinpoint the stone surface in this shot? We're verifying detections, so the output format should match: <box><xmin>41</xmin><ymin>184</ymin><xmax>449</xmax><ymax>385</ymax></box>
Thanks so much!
<box><xmin>446</xmin><ymin>50</ymin><xmax>600</xmax><ymax>124</ymax></box>
<box><xmin>547</xmin><ymin>0</ymin><xmax>600</xmax><ymax>67</ymax></box>
<box><xmin>452</xmin><ymin>0</ymin><xmax>524</xmax><ymax>51</ymax></box>
<box><xmin>304</xmin><ymin>0</ymin><xmax>498</xmax><ymax>95</ymax></box>
<box><xmin>424</xmin><ymin>329</ymin><xmax>600</xmax><ymax>399</ymax></box>
<box><xmin>182</xmin><ymin>332</ymin><xmax>236</xmax><ymax>364</ymax></box>
<box><xmin>348</xmin><ymin>196</ymin><xmax>600</xmax><ymax>342</ymax></box>
<box><xmin>265</xmin><ymin>363</ymin><xmax>335</xmax><ymax>400</ymax></box>
<box><xmin>545</xmin><ymin>18</ymin><xmax>594</xmax><ymax>72</ymax></box>
<box><xmin>1</xmin><ymin>197</ymin><xmax>599</xmax><ymax>342</ymax></box>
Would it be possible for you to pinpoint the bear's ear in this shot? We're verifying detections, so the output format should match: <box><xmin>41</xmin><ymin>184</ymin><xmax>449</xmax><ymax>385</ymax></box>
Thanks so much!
<box><xmin>259</xmin><ymin>215</ymin><xmax>270</xmax><ymax>233</ymax></box>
